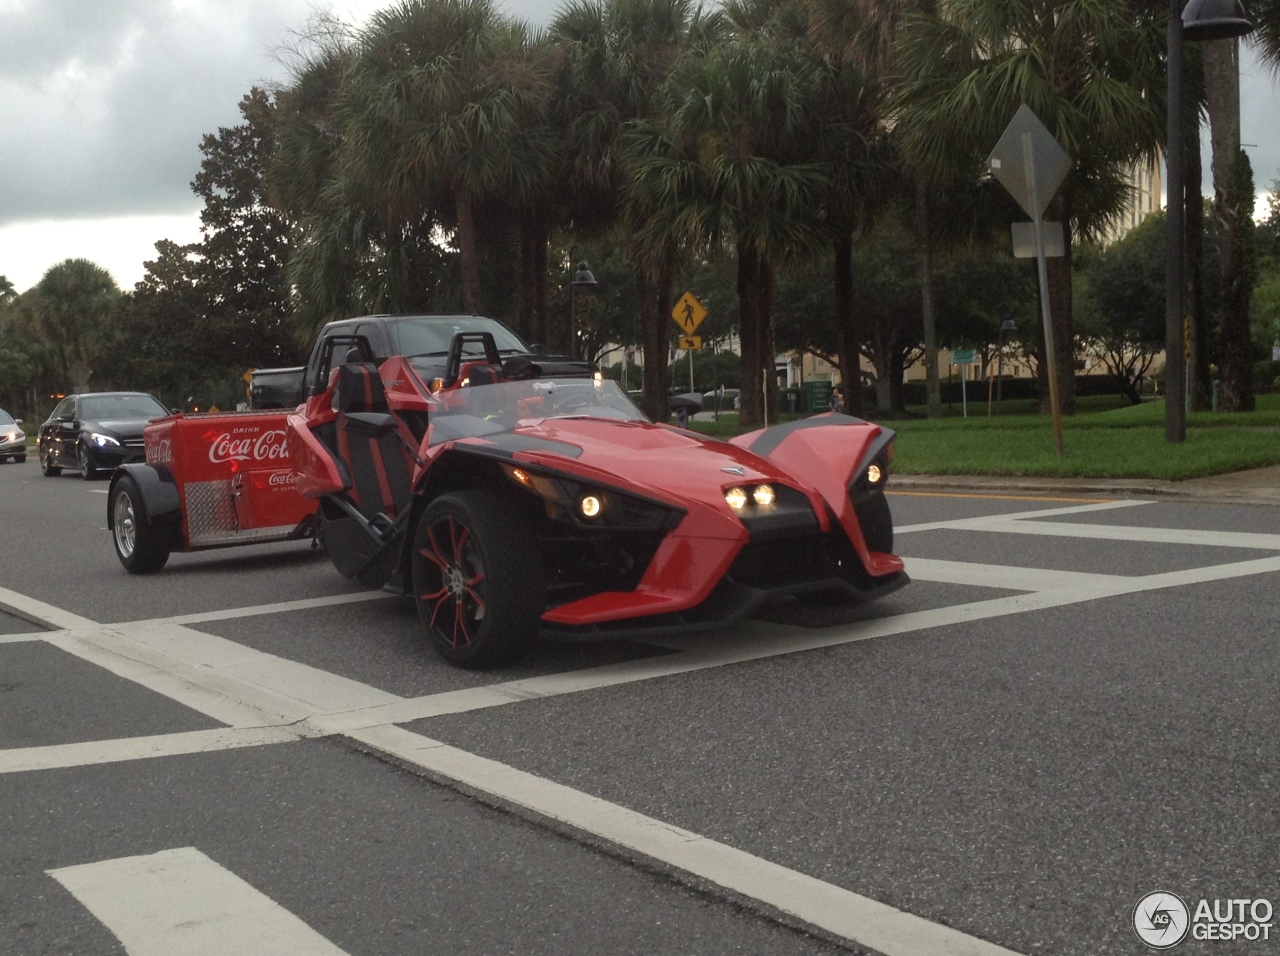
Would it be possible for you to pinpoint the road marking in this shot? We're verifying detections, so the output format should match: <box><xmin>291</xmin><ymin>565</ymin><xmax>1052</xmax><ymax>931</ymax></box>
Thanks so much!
<box><xmin>144</xmin><ymin>590</ymin><xmax>393</xmax><ymax>627</ymax></box>
<box><xmin>897</xmin><ymin>498</ymin><xmax>1153</xmax><ymax>533</ymax></box>
<box><xmin>0</xmin><ymin>726</ymin><xmax>304</xmax><ymax>774</ymax></box>
<box><xmin>0</xmin><ymin>632</ymin><xmax>43</xmax><ymax>644</ymax></box>
<box><xmin>902</xmin><ymin>557</ymin><xmax>1123</xmax><ymax>590</ymax></box>
<box><xmin>889</xmin><ymin>490</ymin><xmax>1116</xmax><ymax>504</ymax></box>
<box><xmin>354</xmin><ymin>724</ymin><xmax>1025</xmax><ymax>956</ymax></box>
<box><xmin>0</xmin><ymin>585</ymin><xmax>99</xmax><ymax>630</ymax></box>
<box><xmin>940</xmin><ymin>517</ymin><xmax>1280</xmax><ymax>550</ymax></box>
<box><xmin>48</xmin><ymin>847</ymin><xmax>351</xmax><ymax>956</ymax></box>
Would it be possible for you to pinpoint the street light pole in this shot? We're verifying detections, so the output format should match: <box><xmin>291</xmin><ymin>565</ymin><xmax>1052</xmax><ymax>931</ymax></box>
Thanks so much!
<box><xmin>1166</xmin><ymin>0</ymin><xmax>1253</xmax><ymax>442</ymax></box>
<box><xmin>568</xmin><ymin>260</ymin><xmax>597</xmax><ymax>360</ymax></box>
<box><xmin>1166</xmin><ymin>0</ymin><xmax>1187</xmax><ymax>443</ymax></box>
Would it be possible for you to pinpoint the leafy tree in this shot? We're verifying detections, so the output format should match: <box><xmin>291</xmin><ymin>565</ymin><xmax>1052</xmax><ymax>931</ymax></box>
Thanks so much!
<box><xmin>1075</xmin><ymin>217</ymin><xmax>1166</xmax><ymax>403</ymax></box>
<box><xmin>191</xmin><ymin>88</ymin><xmax>301</xmax><ymax>370</ymax></box>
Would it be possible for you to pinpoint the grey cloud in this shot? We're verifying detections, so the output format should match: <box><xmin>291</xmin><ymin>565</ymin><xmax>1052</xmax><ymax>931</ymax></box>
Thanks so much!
<box><xmin>0</xmin><ymin>0</ymin><xmax>319</xmax><ymax>225</ymax></box>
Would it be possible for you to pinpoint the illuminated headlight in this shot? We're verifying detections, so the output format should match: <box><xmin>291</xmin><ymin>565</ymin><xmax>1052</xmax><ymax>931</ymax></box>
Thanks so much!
<box><xmin>580</xmin><ymin>494</ymin><xmax>602</xmax><ymax>518</ymax></box>
<box><xmin>593</xmin><ymin>371</ymin><xmax>604</xmax><ymax>384</ymax></box>
<box><xmin>90</xmin><ymin>433</ymin><xmax>120</xmax><ymax>447</ymax></box>
<box><xmin>752</xmin><ymin>484</ymin><xmax>775</xmax><ymax>506</ymax></box>
<box><xmin>725</xmin><ymin>487</ymin><xmax>748</xmax><ymax>510</ymax></box>
<box><xmin>866</xmin><ymin>464</ymin><xmax>883</xmax><ymax>485</ymax></box>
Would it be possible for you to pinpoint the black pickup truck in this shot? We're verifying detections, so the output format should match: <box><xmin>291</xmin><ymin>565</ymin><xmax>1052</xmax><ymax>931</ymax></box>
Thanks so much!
<box><xmin>249</xmin><ymin>314</ymin><xmax>582</xmax><ymax>409</ymax></box>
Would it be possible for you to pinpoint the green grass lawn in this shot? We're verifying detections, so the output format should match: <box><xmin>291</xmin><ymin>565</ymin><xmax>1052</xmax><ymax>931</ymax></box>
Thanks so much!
<box><xmin>689</xmin><ymin>394</ymin><xmax>1280</xmax><ymax>481</ymax></box>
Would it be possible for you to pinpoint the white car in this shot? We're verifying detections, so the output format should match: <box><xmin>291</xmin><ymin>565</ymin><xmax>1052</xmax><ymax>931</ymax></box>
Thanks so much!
<box><xmin>0</xmin><ymin>408</ymin><xmax>26</xmax><ymax>463</ymax></box>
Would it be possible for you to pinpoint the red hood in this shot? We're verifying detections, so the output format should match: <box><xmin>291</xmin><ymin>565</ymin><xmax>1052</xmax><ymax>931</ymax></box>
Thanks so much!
<box><xmin>509</xmin><ymin>419</ymin><xmax>803</xmax><ymax>507</ymax></box>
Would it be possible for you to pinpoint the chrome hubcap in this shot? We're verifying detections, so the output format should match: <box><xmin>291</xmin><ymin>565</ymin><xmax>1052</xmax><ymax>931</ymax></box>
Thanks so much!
<box><xmin>113</xmin><ymin>493</ymin><xmax>136</xmax><ymax>558</ymax></box>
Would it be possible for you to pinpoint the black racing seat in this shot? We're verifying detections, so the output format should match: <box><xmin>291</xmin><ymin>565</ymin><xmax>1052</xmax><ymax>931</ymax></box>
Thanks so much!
<box><xmin>335</xmin><ymin>363</ymin><xmax>414</xmax><ymax>526</ymax></box>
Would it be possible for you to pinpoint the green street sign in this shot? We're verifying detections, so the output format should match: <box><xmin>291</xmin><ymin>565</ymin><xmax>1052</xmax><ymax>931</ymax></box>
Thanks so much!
<box><xmin>951</xmin><ymin>349</ymin><xmax>977</xmax><ymax>364</ymax></box>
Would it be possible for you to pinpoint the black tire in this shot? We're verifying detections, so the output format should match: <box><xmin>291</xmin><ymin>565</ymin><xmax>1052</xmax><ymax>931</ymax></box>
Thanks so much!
<box><xmin>110</xmin><ymin>476</ymin><xmax>170</xmax><ymax>573</ymax></box>
<box><xmin>40</xmin><ymin>446</ymin><xmax>61</xmax><ymax>477</ymax></box>
<box><xmin>78</xmin><ymin>441</ymin><xmax>100</xmax><ymax>480</ymax></box>
<box><xmin>15</xmin><ymin>454</ymin><xmax>25</xmax><ymax>463</ymax></box>
<box><xmin>411</xmin><ymin>490</ymin><xmax>543</xmax><ymax>669</ymax></box>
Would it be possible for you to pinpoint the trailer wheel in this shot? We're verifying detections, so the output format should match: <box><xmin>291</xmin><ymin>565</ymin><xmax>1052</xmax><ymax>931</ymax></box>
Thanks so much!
<box><xmin>411</xmin><ymin>491</ymin><xmax>543</xmax><ymax>669</ymax></box>
<box><xmin>111</xmin><ymin>475</ymin><xmax>170</xmax><ymax>573</ymax></box>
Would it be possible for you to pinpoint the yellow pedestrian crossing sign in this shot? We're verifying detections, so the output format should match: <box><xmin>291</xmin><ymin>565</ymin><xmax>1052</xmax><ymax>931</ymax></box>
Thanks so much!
<box><xmin>678</xmin><ymin>336</ymin><xmax>702</xmax><ymax>351</ymax></box>
<box><xmin>672</xmin><ymin>292</ymin><xmax>706</xmax><ymax>334</ymax></box>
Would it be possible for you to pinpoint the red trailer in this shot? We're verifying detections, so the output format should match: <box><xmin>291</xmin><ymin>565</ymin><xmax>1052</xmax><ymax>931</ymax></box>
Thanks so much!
<box><xmin>107</xmin><ymin>410</ymin><xmax>316</xmax><ymax>572</ymax></box>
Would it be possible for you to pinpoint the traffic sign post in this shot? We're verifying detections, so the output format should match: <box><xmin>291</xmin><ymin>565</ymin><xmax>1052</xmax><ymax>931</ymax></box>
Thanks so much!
<box><xmin>988</xmin><ymin>104</ymin><xmax>1071</xmax><ymax>457</ymax></box>
<box><xmin>672</xmin><ymin>294</ymin><xmax>707</xmax><ymax>399</ymax></box>
<box><xmin>952</xmin><ymin>350</ymin><xmax>975</xmax><ymax>419</ymax></box>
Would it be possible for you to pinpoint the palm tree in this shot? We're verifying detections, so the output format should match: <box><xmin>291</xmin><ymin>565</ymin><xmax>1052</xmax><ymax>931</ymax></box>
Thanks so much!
<box><xmin>32</xmin><ymin>259</ymin><xmax>120</xmax><ymax>385</ymax></box>
<box><xmin>338</xmin><ymin>0</ymin><xmax>553</xmax><ymax>316</ymax></box>
<box><xmin>627</xmin><ymin>32</ymin><xmax>828</xmax><ymax>427</ymax></box>
<box><xmin>549</xmin><ymin>0</ymin><xmax>724</xmax><ymax>419</ymax></box>
<box><xmin>891</xmin><ymin>0</ymin><xmax>1168</xmax><ymax>416</ymax></box>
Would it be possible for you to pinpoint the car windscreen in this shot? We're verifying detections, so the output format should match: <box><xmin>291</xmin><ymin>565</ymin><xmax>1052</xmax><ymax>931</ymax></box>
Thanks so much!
<box><xmin>429</xmin><ymin>378</ymin><xmax>648</xmax><ymax>445</ymax></box>
<box><xmin>393</xmin><ymin>317</ymin><xmax>530</xmax><ymax>359</ymax></box>
<box><xmin>79</xmin><ymin>395</ymin><xmax>168</xmax><ymax>422</ymax></box>
<box><xmin>0</xmin><ymin>410</ymin><xmax>14</xmax><ymax>426</ymax></box>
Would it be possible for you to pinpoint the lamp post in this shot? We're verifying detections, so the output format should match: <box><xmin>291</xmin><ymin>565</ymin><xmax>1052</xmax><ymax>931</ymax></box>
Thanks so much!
<box><xmin>568</xmin><ymin>260</ymin><xmax>597</xmax><ymax>359</ymax></box>
<box><xmin>1166</xmin><ymin>0</ymin><xmax>1252</xmax><ymax>442</ymax></box>
<box><xmin>997</xmin><ymin>317</ymin><xmax>1016</xmax><ymax>415</ymax></box>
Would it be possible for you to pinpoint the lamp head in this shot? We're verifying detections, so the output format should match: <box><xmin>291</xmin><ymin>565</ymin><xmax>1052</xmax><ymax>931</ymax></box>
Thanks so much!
<box><xmin>571</xmin><ymin>262</ymin><xmax>598</xmax><ymax>287</ymax></box>
<box><xmin>1181</xmin><ymin>0</ymin><xmax>1253</xmax><ymax>41</ymax></box>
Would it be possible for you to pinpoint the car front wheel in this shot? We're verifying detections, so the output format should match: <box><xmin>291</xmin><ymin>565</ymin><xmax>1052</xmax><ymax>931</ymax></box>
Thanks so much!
<box><xmin>411</xmin><ymin>491</ymin><xmax>543</xmax><ymax>669</ymax></box>
<box><xmin>110</xmin><ymin>476</ymin><xmax>170</xmax><ymax>573</ymax></box>
<box><xmin>40</xmin><ymin>445</ymin><xmax>61</xmax><ymax>477</ymax></box>
<box><xmin>78</xmin><ymin>441</ymin><xmax>100</xmax><ymax>480</ymax></box>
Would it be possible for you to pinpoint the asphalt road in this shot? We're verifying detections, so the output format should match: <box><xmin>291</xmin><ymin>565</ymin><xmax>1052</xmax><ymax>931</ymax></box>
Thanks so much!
<box><xmin>1</xmin><ymin>460</ymin><xmax>1277</xmax><ymax>956</ymax></box>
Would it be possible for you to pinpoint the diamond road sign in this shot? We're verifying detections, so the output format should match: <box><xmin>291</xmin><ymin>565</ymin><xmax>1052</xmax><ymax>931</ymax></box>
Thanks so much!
<box><xmin>671</xmin><ymin>292</ymin><xmax>706</xmax><ymax>334</ymax></box>
<box><xmin>988</xmin><ymin>105</ymin><xmax>1071</xmax><ymax>219</ymax></box>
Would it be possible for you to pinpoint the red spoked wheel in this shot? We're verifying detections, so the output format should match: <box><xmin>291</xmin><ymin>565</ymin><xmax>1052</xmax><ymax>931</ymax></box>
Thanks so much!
<box><xmin>411</xmin><ymin>490</ymin><xmax>543</xmax><ymax>668</ymax></box>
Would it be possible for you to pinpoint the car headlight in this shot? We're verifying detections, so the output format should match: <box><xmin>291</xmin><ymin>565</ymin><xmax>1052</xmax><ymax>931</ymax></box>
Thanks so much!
<box><xmin>90</xmin><ymin>432</ymin><xmax>121</xmax><ymax>447</ymax></box>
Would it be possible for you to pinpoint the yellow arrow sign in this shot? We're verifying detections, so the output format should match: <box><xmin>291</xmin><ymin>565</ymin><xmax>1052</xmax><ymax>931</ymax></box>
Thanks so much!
<box><xmin>678</xmin><ymin>336</ymin><xmax>702</xmax><ymax>351</ymax></box>
<box><xmin>672</xmin><ymin>292</ymin><xmax>706</xmax><ymax>334</ymax></box>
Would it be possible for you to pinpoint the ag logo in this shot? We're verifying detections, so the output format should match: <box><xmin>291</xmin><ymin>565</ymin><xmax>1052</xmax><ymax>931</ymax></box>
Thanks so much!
<box><xmin>1134</xmin><ymin>891</ymin><xmax>1190</xmax><ymax>949</ymax></box>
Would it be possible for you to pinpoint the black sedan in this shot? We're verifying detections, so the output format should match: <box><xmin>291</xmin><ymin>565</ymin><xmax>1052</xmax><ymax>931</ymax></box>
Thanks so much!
<box><xmin>38</xmin><ymin>392</ymin><xmax>169</xmax><ymax>480</ymax></box>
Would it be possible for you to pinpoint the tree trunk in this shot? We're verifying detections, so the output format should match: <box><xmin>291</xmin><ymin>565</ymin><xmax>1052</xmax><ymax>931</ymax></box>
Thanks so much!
<box><xmin>916</xmin><ymin>184</ymin><xmax>942</xmax><ymax>419</ymax></box>
<box><xmin>518</xmin><ymin>211</ymin><xmax>536</xmax><ymax>343</ymax></box>
<box><xmin>832</xmin><ymin>231</ymin><xmax>864</xmax><ymax>417</ymax></box>
<box><xmin>453</xmin><ymin>184</ymin><xmax>484</xmax><ymax>316</ymax></box>
<box><xmin>759</xmin><ymin>257</ymin><xmax>778</xmax><ymax>424</ymax></box>
<box><xmin>737</xmin><ymin>243</ymin><xmax>763</xmax><ymax>429</ymax></box>
<box><xmin>638</xmin><ymin>270</ymin><xmax>669</xmax><ymax>423</ymax></box>
<box><xmin>533</xmin><ymin>208</ymin><xmax>550</xmax><ymax>349</ymax></box>
<box><xmin>1187</xmin><ymin>111</ymin><xmax>1212</xmax><ymax>411</ymax></box>
<box><xmin>1205</xmin><ymin>38</ymin><xmax>1254</xmax><ymax>412</ymax></box>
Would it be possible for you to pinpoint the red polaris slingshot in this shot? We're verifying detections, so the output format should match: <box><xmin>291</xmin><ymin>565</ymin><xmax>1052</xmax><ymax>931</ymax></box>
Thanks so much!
<box><xmin>287</xmin><ymin>328</ymin><xmax>907</xmax><ymax>668</ymax></box>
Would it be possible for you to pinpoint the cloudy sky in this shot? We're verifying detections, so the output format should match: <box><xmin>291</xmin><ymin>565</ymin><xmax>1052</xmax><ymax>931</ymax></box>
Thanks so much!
<box><xmin>1</xmin><ymin>0</ymin><xmax>1277</xmax><ymax>294</ymax></box>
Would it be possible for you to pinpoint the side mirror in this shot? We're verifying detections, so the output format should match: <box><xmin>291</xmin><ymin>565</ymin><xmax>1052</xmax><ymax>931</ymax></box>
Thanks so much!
<box><xmin>13</xmin><ymin>419</ymin><xmax>21</xmax><ymax>426</ymax></box>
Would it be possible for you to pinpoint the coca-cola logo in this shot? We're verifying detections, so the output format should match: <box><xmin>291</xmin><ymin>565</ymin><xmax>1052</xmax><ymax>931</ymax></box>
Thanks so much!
<box><xmin>209</xmin><ymin>429</ymin><xmax>289</xmax><ymax>464</ymax></box>
<box><xmin>267</xmin><ymin>471</ymin><xmax>296</xmax><ymax>487</ymax></box>
<box><xmin>146</xmin><ymin>438</ymin><xmax>173</xmax><ymax>465</ymax></box>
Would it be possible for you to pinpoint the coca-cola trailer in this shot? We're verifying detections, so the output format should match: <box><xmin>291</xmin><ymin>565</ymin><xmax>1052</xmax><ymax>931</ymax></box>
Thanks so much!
<box><xmin>107</xmin><ymin>409</ymin><xmax>316</xmax><ymax>572</ymax></box>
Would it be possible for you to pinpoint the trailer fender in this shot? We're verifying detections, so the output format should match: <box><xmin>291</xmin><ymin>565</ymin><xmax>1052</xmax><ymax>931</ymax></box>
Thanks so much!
<box><xmin>108</xmin><ymin>464</ymin><xmax>183</xmax><ymax>548</ymax></box>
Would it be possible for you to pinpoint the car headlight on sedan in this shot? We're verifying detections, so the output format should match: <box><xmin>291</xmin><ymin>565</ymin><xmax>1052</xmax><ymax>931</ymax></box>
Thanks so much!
<box><xmin>90</xmin><ymin>432</ymin><xmax>121</xmax><ymax>448</ymax></box>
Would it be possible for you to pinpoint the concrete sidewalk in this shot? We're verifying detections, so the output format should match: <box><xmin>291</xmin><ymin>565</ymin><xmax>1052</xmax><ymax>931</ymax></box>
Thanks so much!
<box><xmin>892</xmin><ymin>463</ymin><xmax>1280</xmax><ymax>506</ymax></box>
